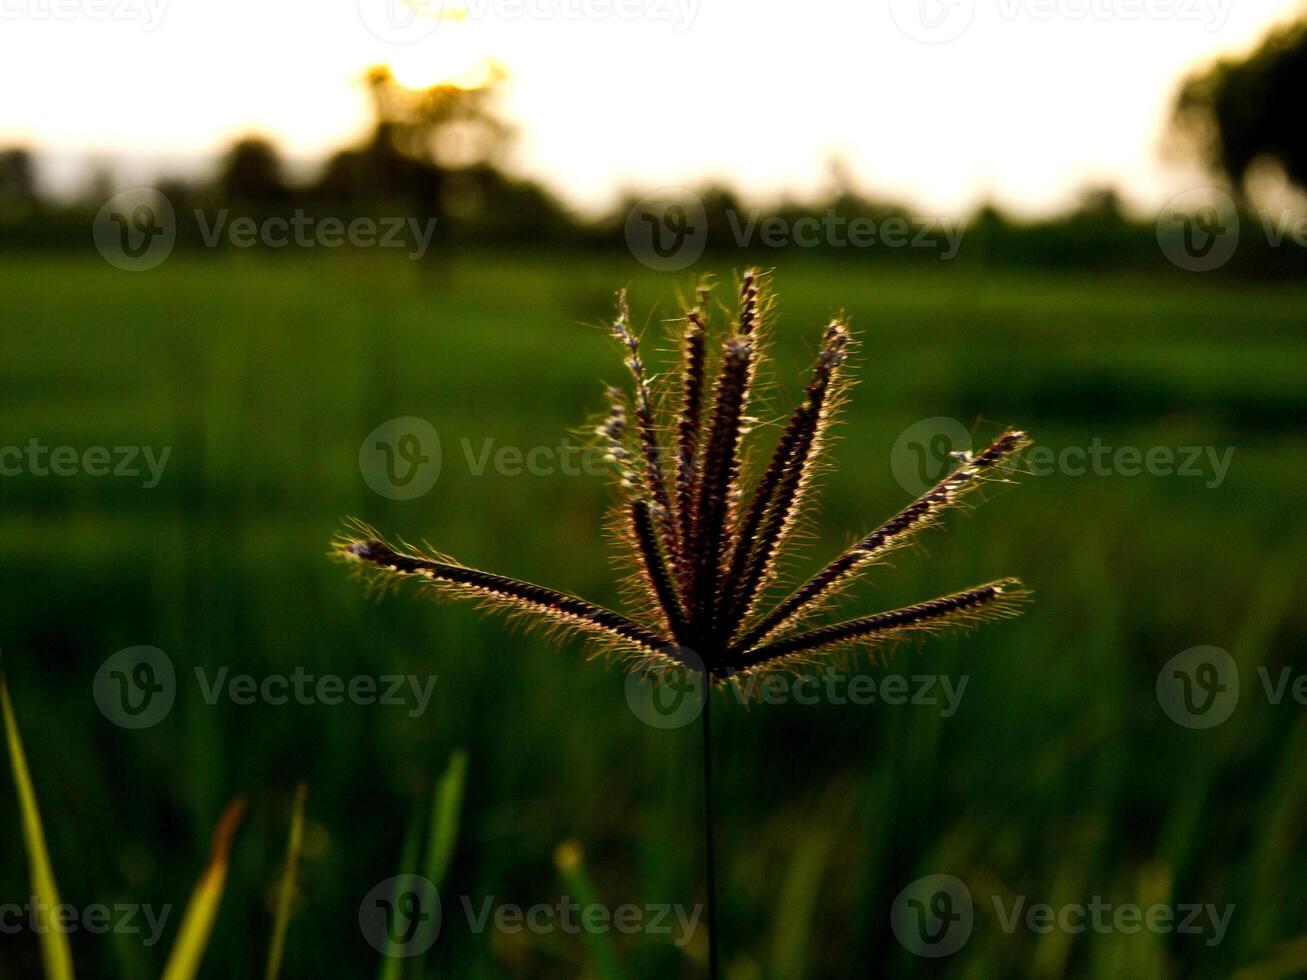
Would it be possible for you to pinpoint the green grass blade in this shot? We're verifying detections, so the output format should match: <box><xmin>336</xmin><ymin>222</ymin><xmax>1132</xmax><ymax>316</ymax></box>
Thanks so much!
<box><xmin>265</xmin><ymin>782</ymin><xmax>307</xmax><ymax>980</ymax></box>
<box><xmin>377</xmin><ymin>805</ymin><xmax>425</xmax><ymax>980</ymax></box>
<box><xmin>555</xmin><ymin>840</ymin><xmax>624</xmax><ymax>980</ymax></box>
<box><xmin>411</xmin><ymin>750</ymin><xmax>467</xmax><ymax>976</ymax></box>
<box><xmin>1</xmin><ymin>670</ymin><xmax>75</xmax><ymax>980</ymax></box>
<box><xmin>161</xmin><ymin>797</ymin><xmax>246</xmax><ymax>980</ymax></box>
<box><xmin>423</xmin><ymin>750</ymin><xmax>466</xmax><ymax>891</ymax></box>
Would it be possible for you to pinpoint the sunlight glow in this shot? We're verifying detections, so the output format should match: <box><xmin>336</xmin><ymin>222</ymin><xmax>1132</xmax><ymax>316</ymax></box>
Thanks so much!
<box><xmin>0</xmin><ymin>0</ymin><xmax>1303</xmax><ymax>214</ymax></box>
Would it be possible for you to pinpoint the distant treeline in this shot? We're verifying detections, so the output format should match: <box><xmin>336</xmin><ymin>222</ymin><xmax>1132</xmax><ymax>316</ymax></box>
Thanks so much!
<box><xmin>2</xmin><ymin>60</ymin><xmax>1304</xmax><ymax>277</ymax></box>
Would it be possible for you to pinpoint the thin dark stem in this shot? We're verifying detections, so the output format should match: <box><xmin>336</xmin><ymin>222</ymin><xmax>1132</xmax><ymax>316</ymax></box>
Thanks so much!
<box><xmin>700</xmin><ymin>673</ymin><xmax>720</xmax><ymax>980</ymax></box>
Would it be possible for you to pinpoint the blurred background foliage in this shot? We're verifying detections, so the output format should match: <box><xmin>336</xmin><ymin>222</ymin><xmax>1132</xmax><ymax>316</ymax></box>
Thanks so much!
<box><xmin>2</xmin><ymin>10</ymin><xmax>1307</xmax><ymax>980</ymax></box>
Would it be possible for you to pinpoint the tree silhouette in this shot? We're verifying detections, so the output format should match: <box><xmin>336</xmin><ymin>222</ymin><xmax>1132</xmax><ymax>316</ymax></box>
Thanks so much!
<box><xmin>218</xmin><ymin>137</ymin><xmax>289</xmax><ymax>209</ymax></box>
<box><xmin>0</xmin><ymin>148</ymin><xmax>37</xmax><ymax>216</ymax></box>
<box><xmin>1174</xmin><ymin>16</ymin><xmax>1307</xmax><ymax>193</ymax></box>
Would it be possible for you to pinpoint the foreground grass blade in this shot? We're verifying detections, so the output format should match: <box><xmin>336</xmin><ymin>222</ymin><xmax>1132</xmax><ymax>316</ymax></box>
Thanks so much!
<box><xmin>265</xmin><ymin>783</ymin><xmax>307</xmax><ymax>980</ymax></box>
<box><xmin>412</xmin><ymin>750</ymin><xmax>467</xmax><ymax>977</ymax></box>
<box><xmin>2</xmin><ymin>670</ymin><xmax>75</xmax><ymax>980</ymax></box>
<box><xmin>378</xmin><ymin>806</ymin><xmax>425</xmax><ymax>980</ymax></box>
<box><xmin>554</xmin><ymin>840</ymin><xmax>624</xmax><ymax>980</ymax></box>
<box><xmin>161</xmin><ymin>797</ymin><xmax>247</xmax><ymax>980</ymax></box>
<box><xmin>424</xmin><ymin>750</ymin><xmax>466</xmax><ymax>891</ymax></box>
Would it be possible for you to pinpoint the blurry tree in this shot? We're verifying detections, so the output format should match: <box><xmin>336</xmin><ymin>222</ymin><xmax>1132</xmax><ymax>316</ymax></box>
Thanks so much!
<box><xmin>314</xmin><ymin>64</ymin><xmax>517</xmax><ymax>254</ymax></box>
<box><xmin>218</xmin><ymin>137</ymin><xmax>290</xmax><ymax>208</ymax></box>
<box><xmin>1174</xmin><ymin>16</ymin><xmax>1307</xmax><ymax>193</ymax></box>
<box><xmin>0</xmin><ymin>148</ymin><xmax>38</xmax><ymax>218</ymax></box>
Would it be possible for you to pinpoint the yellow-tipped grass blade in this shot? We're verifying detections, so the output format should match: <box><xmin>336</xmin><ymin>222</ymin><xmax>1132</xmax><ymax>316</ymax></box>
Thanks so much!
<box><xmin>161</xmin><ymin>797</ymin><xmax>246</xmax><ymax>980</ymax></box>
<box><xmin>1</xmin><ymin>670</ymin><xmax>75</xmax><ymax>980</ymax></box>
<box><xmin>265</xmin><ymin>783</ymin><xmax>307</xmax><ymax>980</ymax></box>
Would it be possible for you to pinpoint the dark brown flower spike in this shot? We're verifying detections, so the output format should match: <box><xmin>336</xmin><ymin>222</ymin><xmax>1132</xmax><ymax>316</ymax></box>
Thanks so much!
<box><xmin>337</xmin><ymin>273</ymin><xmax>1030</xmax><ymax>682</ymax></box>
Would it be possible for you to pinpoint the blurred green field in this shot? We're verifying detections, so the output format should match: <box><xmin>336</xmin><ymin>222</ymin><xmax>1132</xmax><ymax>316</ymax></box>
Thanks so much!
<box><xmin>1</xmin><ymin>251</ymin><xmax>1306</xmax><ymax>978</ymax></box>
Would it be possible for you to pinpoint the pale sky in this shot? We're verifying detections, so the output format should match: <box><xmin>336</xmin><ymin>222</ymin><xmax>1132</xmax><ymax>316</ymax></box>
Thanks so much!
<box><xmin>2</xmin><ymin>0</ymin><xmax>1303</xmax><ymax>216</ymax></box>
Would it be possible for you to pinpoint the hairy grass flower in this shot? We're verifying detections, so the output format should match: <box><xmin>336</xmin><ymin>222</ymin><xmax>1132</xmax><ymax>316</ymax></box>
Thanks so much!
<box><xmin>336</xmin><ymin>271</ymin><xmax>1030</xmax><ymax>684</ymax></box>
<box><xmin>336</xmin><ymin>271</ymin><xmax>1031</xmax><ymax>977</ymax></box>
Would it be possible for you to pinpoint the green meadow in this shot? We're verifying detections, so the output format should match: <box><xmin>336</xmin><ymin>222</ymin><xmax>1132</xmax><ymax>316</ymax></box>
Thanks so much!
<box><xmin>1</xmin><ymin>251</ymin><xmax>1305</xmax><ymax>977</ymax></box>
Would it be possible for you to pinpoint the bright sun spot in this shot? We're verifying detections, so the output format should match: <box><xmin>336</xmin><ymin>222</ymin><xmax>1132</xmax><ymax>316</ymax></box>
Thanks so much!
<box><xmin>380</xmin><ymin>11</ymin><xmax>504</xmax><ymax>91</ymax></box>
